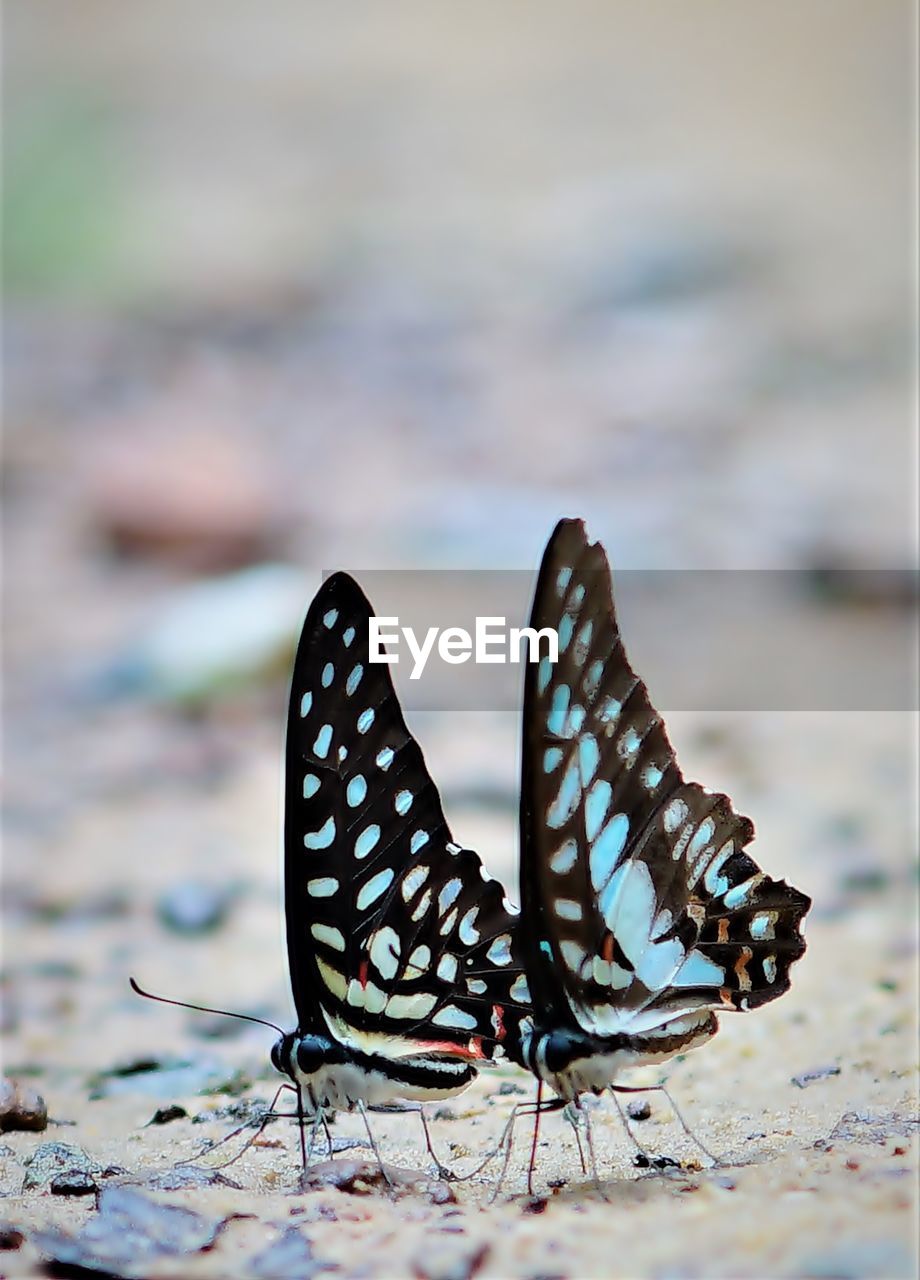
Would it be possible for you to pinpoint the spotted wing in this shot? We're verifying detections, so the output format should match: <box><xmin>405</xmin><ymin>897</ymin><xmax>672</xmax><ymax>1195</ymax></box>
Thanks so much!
<box><xmin>286</xmin><ymin>573</ymin><xmax>530</xmax><ymax>1058</ymax></box>
<box><xmin>519</xmin><ymin>519</ymin><xmax>810</xmax><ymax>1039</ymax></box>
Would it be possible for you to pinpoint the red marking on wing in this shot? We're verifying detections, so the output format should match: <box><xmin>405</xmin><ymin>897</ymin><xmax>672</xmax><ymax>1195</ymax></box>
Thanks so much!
<box><xmin>491</xmin><ymin>1003</ymin><xmax>506</xmax><ymax>1042</ymax></box>
<box><xmin>358</xmin><ymin>960</ymin><xmax>369</xmax><ymax>990</ymax></box>
<box><xmin>414</xmin><ymin>1039</ymin><xmax>484</xmax><ymax>1061</ymax></box>
<box><xmin>601</xmin><ymin>933</ymin><xmax>615</xmax><ymax>963</ymax></box>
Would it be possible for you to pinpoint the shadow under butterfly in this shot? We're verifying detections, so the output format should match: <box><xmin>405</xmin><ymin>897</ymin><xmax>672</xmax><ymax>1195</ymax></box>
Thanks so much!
<box><xmin>133</xmin><ymin>572</ymin><xmax>531</xmax><ymax>1185</ymax></box>
<box><xmin>496</xmin><ymin>518</ymin><xmax>811</xmax><ymax>1194</ymax></box>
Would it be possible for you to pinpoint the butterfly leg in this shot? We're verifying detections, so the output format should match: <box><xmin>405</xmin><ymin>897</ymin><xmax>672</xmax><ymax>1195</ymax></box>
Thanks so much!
<box><xmin>177</xmin><ymin>1083</ymin><xmax>296</xmax><ymax>1171</ymax></box>
<box><xmin>320</xmin><ymin>1110</ymin><xmax>334</xmax><ymax>1159</ymax></box>
<box><xmin>487</xmin><ymin>1095</ymin><xmax>568</xmax><ymax>1203</ymax></box>
<box><xmin>526</xmin><ymin>1081</ymin><xmax>543</xmax><ymax>1197</ymax></box>
<box><xmin>304</xmin><ymin>1103</ymin><xmax>326</xmax><ymax>1174</ymax></box>
<box><xmin>609</xmin><ymin>1089</ymin><xmax>655</xmax><ymax>1166</ymax></box>
<box><xmin>357</xmin><ymin>1100</ymin><xmax>395</xmax><ymax>1193</ymax></box>
<box><xmin>562</xmin><ymin>1102</ymin><xmax>589</xmax><ymax>1175</ymax></box>
<box><xmin>657</xmin><ymin>1083</ymin><xmax>719</xmax><ymax>1167</ymax></box>
<box><xmin>609</xmin><ymin>1083</ymin><xmax>718</xmax><ymax>1169</ymax></box>
<box><xmin>579</xmin><ymin>1099</ymin><xmax>608</xmax><ymax>1201</ymax></box>
<box><xmin>415</xmin><ymin>1106</ymin><xmax>456</xmax><ymax>1182</ymax></box>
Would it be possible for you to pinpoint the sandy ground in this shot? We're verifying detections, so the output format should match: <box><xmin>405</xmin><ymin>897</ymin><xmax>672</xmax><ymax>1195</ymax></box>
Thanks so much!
<box><xmin>3</xmin><ymin>4</ymin><xmax>918</xmax><ymax>1277</ymax></box>
<box><xmin>2</xmin><ymin>703</ymin><xmax>917</xmax><ymax>1277</ymax></box>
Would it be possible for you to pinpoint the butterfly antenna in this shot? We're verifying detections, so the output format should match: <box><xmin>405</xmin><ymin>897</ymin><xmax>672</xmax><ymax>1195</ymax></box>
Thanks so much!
<box><xmin>129</xmin><ymin>977</ymin><xmax>285</xmax><ymax>1037</ymax></box>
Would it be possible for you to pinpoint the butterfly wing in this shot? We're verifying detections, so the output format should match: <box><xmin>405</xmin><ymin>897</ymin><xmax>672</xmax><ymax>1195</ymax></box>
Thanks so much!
<box><xmin>520</xmin><ymin>519</ymin><xmax>810</xmax><ymax>1039</ymax></box>
<box><xmin>286</xmin><ymin>572</ymin><xmax>529</xmax><ymax>1060</ymax></box>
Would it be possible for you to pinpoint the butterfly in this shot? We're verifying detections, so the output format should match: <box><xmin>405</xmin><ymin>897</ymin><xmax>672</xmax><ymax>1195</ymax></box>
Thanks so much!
<box><xmin>271</xmin><ymin>570</ymin><xmax>531</xmax><ymax>1158</ymax></box>
<box><xmin>505</xmin><ymin>519</ymin><xmax>811</xmax><ymax>1160</ymax></box>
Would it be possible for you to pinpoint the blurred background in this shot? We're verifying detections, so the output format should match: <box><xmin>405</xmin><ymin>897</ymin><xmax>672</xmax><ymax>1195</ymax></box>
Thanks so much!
<box><xmin>2</xmin><ymin>0</ymin><xmax>917</xmax><ymax>1154</ymax></box>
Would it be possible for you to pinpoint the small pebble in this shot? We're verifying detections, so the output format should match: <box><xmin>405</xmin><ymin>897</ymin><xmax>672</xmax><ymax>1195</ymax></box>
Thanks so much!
<box><xmin>22</xmin><ymin>1142</ymin><xmax>101</xmax><ymax>1191</ymax></box>
<box><xmin>413</xmin><ymin>1240</ymin><xmax>490</xmax><ymax>1280</ymax></box>
<box><xmin>0</xmin><ymin>1077</ymin><xmax>48</xmax><ymax>1133</ymax></box>
<box><xmin>626</xmin><ymin>1099</ymin><xmax>652</xmax><ymax>1121</ymax></box>
<box><xmin>51</xmin><ymin>1170</ymin><xmax>98</xmax><ymax>1197</ymax></box>
<box><xmin>523</xmin><ymin>1196</ymin><xmax>548</xmax><ymax>1214</ymax></box>
<box><xmin>791</xmin><ymin>1064</ymin><xmax>841</xmax><ymax>1089</ymax></box>
<box><xmin>497</xmin><ymin>1082</ymin><xmax>527</xmax><ymax>1097</ymax></box>
<box><xmin>0</xmin><ymin>1226</ymin><xmax>24</xmax><ymax>1251</ymax></box>
<box><xmin>146</xmin><ymin>1105</ymin><xmax>188</xmax><ymax>1126</ymax></box>
<box><xmin>157</xmin><ymin>881</ymin><xmax>230</xmax><ymax>935</ymax></box>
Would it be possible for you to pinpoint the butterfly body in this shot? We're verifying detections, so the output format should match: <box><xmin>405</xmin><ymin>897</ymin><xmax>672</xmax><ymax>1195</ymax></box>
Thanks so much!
<box><xmin>515</xmin><ymin>1011</ymin><xmax>718</xmax><ymax>1101</ymax></box>
<box><xmin>509</xmin><ymin>520</ymin><xmax>811</xmax><ymax>1111</ymax></box>
<box><xmin>271</xmin><ymin>1031</ymin><xmax>477</xmax><ymax>1112</ymax></box>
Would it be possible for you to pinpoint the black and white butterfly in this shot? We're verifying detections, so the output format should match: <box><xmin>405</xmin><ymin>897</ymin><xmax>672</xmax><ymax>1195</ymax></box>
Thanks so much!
<box><xmin>506</xmin><ymin>520</ymin><xmax>810</xmax><ymax>1139</ymax></box>
<box><xmin>271</xmin><ymin>571</ymin><xmax>530</xmax><ymax>1145</ymax></box>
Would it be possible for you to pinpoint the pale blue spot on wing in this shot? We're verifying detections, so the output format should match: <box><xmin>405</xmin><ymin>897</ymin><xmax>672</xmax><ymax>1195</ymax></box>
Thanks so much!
<box><xmin>304</xmin><ymin>816</ymin><xmax>336</xmax><ymax>850</ymax></box>
<box><xmin>313</xmin><ymin>724</ymin><xmax>333</xmax><ymax>759</ymax></box>
<box><xmin>355</xmin><ymin>824</ymin><xmax>381</xmax><ymax>859</ymax></box>
<box><xmin>597</xmin><ymin>861</ymin><xmax>628</xmax><ymax>924</ymax></box>
<box><xmin>689</xmin><ymin>818</ymin><xmax>715</xmax><ymax>854</ymax></box>
<box><xmin>357</xmin><ymin>708</ymin><xmax>375</xmax><ymax>734</ymax></box>
<box><xmin>584</xmin><ymin>660</ymin><xmax>604</xmax><ymax>698</ymax></box>
<box><xmin>605</xmin><ymin>861</ymin><xmax>655</xmax><ymax>962</ymax></box>
<box><xmin>549</xmin><ymin>837</ymin><xmax>578</xmax><ymax>874</ymax></box>
<box><xmin>343</xmin><ymin>626</ymin><xmax>355</xmax><ymax>646</ymax></box>
<box><xmin>750</xmin><ymin>913</ymin><xmax>775</xmax><ymax>941</ymax></box>
<box><xmin>723</xmin><ymin>877</ymin><xmax>759</xmax><ymax>909</ymax></box>
<box><xmin>486</xmin><ymin>934</ymin><xmax>513</xmax><ymax>966</ymax></box>
<box><xmin>537</xmin><ymin>655</ymin><xmax>553</xmax><ymax>696</ymax></box>
<box><xmin>510</xmin><ymin>974</ymin><xmax>530</xmax><ymax>1003</ymax></box>
<box><xmin>558</xmin><ymin>614</ymin><xmax>575</xmax><ymax>652</ymax></box>
<box><xmin>322</xmin><ymin>662</ymin><xmax>334</xmax><ymax>689</ymax></box>
<box><xmin>539</xmin><ymin>938</ymin><xmax>553</xmax><ymax>959</ymax></box>
<box><xmin>410</xmin><ymin>830</ymin><xmax>429</xmax><ymax>854</ymax></box>
<box><xmin>579</xmin><ymin>735</ymin><xmax>600</xmax><ymax>787</ymax></box>
<box><xmin>574</xmin><ymin>620</ymin><xmax>593</xmax><ymax>665</ymax></box>
<box><xmin>618</xmin><ymin>726</ymin><xmax>641</xmax><ymax>759</ymax></box>
<box><xmin>357</xmin><ymin>867</ymin><xmax>394</xmax><ymax>911</ymax></box>
<box><xmin>395</xmin><ymin>789</ymin><xmax>413</xmax><ymax>816</ymax></box>
<box><xmin>346</xmin><ymin>664</ymin><xmax>363</xmax><ymax>696</ymax></box>
<box><xmin>544</xmin><ymin>746</ymin><xmax>563</xmax><ymax>773</ymax></box>
<box><xmin>584</xmin><ymin>778</ymin><xmax>612</xmax><ymax>841</ymax></box>
<box><xmin>303</xmin><ymin>773</ymin><xmax>321</xmax><ymax>800</ymax></box>
<box><xmin>547</xmin><ymin>684</ymin><xmax>570</xmax><ymax>736</ymax></box>
<box><xmin>376</xmin><ymin>746</ymin><xmax>394</xmax><ymax>770</ymax></box>
<box><xmin>567</xmin><ymin>704</ymin><xmax>586</xmax><ymax>735</ymax></box>
<box><xmin>703</xmin><ymin>844</ymin><xmax>733</xmax><ymax>896</ymax></box>
<box><xmin>546</xmin><ymin>759</ymin><xmax>581</xmax><ymax>829</ymax></box>
<box><xmin>556</xmin><ymin>566</ymin><xmax>572</xmax><ymax>598</ymax></box>
<box><xmin>635</xmin><ymin>936</ymin><xmax>686</xmax><ymax>990</ymax></box>
<box><xmin>346</xmin><ymin>775</ymin><xmax>367</xmax><ymax>808</ymax></box>
<box><xmin>300</xmin><ymin>692</ymin><xmax>313</xmax><ymax>718</ymax></box>
<box><xmin>323</xmin><ymin>609</ymin><xmax>338</xmax><ymax>629</ymax></box>
<box><xmin>673</xmin><ymin>950</ymin><xmax>725</xmax><ymax>988</ymax></box>
<box><xmin>598</xmin><ymin>696</ymin><xmax>621</xmax><ymax>725</ymax></box>
<box><xmin>589</xmin><ymin>812</ymin><xmax>629</xmax><ymax>891</ymax></box>
<box><xmin>642</xmin><ymin>764</ymin><xmax>664</xmax><ymax>791</ymax></box>
<box><xmin>438</xmin><ymin>878</ymin><xmax>462</xmax><ymax>914</ymax></box>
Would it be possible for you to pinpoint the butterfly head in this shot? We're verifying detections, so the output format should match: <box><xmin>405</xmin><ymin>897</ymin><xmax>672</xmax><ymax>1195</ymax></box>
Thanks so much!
<box><xmin>272</xmin><ymin>1029</ymin><xmax>342</xmax><ymax>1082</ymax></box>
